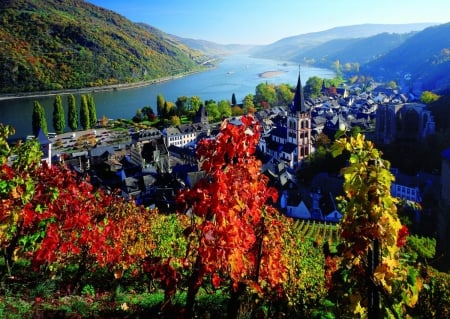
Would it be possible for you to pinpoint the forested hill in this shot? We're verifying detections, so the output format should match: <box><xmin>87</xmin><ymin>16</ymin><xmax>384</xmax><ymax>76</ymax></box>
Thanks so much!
<box><xmin>361</xmin><ymin>23</ymin><xmax>450</xmax><ymax>93</ymax></box>
<box><xmin>0</xmin><ymin>0</ymin><xmax>208</xmax><ymax>93</ymax></box>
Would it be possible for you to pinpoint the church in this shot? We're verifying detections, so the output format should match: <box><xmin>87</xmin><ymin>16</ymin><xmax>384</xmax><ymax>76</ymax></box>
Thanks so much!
<box><xmin>258</xmin><ymin>71</ymin><xmax>312</xmax><ymax>170</ymax></box>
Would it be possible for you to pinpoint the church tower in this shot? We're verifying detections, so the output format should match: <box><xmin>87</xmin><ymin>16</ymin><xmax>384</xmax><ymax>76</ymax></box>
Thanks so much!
<box><xmin>287</xmin><ymin>69</ymin><xmax>312</xmax><ymax>167</ymax></box>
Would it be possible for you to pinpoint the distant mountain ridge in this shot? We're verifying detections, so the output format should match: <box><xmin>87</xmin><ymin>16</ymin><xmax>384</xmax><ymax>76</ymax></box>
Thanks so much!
<box><xmin>250</xmin><ymin>22</ymin><xmax>450</xmax><ymax>92</ymax></box>
<box><xmin>137</xmin><ymin>23</ymin><xmax>254</xmax><ymax>56</ymax></box>
<box><xmin>0</xmin><ymin>0</ymin><xmax>208</xmax><ymax>93</ymax></box>
<box><xmin>250</xmin><ymin>23</ymin><xmax>437</xmax><ymax>61</ymax></box>
<box><xmin>362</xmin><ymin>23</ymin><xmax>450</xmax><ymax>93</ymax></box>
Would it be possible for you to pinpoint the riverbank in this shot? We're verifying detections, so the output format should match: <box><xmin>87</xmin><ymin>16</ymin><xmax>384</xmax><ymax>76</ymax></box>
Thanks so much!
<box><xmin>0</xmin><ymin>68</ymin><xmax>214</xmax><ymax>101</ymax></box>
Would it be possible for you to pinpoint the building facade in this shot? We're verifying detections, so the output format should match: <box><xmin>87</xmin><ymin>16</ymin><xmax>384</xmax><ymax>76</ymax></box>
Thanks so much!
<box><xmin>259</xmin><ymin>71</ymin><xmax>312</xmax><ymax>169</ymax></box>
<box><xmin>375</xmin><ymin>102</ymin><xmax>435</xmax><ymax>144</ymax></box>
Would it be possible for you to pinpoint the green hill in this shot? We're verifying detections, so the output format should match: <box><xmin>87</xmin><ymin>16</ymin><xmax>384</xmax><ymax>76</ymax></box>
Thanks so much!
<box><xmin>0</xmin><ymin>0</ymin><xmax>208</xmax><ymax>93</ymax></box>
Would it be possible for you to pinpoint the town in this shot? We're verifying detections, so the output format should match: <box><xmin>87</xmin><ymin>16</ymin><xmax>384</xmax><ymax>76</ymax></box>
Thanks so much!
<box><xmin>26</xmin><ymin>71</ymin><xmax>447</xmax><ymax>247</ymax></box>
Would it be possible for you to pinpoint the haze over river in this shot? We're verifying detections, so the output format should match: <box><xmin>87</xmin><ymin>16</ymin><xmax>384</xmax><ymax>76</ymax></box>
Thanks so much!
<box><xmin>0</xmin><ymin>55</ymin><xmax>334</xmax><ymax>139</ymax></box>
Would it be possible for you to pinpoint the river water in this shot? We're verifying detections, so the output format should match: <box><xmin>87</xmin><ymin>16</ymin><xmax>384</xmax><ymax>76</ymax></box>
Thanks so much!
<box><xmin>0</xmin><ymin>54</ymin><xmax>334</xmax><ymax>139</ymax></box>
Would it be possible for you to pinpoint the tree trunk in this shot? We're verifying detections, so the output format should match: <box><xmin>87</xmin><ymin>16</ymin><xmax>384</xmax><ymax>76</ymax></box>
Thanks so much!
<box><xmin>227</xmin><ymin>283</ymin><xmax>245</xmax><ymax>319</ymax></box>
<box><xmin>184</xmin><ymin>256</ymin><xmax>202</xmax><ymax>319</ymax></box>
<box><xmin>368</xmin><ymin>239</ymin><xmax>380</xmax><ymax>319</ymax></box>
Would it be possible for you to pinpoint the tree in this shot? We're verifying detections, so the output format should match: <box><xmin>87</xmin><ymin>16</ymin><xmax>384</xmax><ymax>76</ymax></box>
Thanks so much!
<box><xmin>157</xmin><ymin>93</ymin><xmax>165</xmax><ymax>117</ymax></box>
<box><xmin>231</xmin><ymin>93</ymin><xmax>237</xmax><ymax>106</ymax></box>
<box><xmin>328</xmin><ymin>133</ymin><xmax>423</xmax><ymax>318</ymax></box>
<box><xmin>170</xmin><ymin>115</ymin><xmax>181</xmax><ymax>126</ymax></box>
<box><xmin>100</xmin><ymin>115</ymin><xmax>109</xmax><ymax>127</ymax></box>
<box><xmin>67</xmin><ymin>94</ymin><xmax>78</xmax><ymax>131</ymax></box>
<box><xmin>303</xmin><ymin>76</ymin><xmax>322</xmax><ymax>98</ymax></box>
<box><xmin>386</xmin><ymin>80</ymin><xmax>398</xmax><ymax>89</ymax></box>
<box><xmin>177</xmin><ymin>115</ymin><xmax>287</xmax><ymax>318</ymax></box>
<box><xmin>141</xmin><ymin>106</ymin><xmax>156</xmax><ymax>121</ymax></box>
<box><xmin>254</xmin><ymin>82</ymin><xmax>276</xmax><ymax>107</ymax></box>
<box><xmin>231</xmin><ymin>105</ymin><xmax>244</xmax><ymax>116</ymax></box>
<box><xmin>242</xmin><ymin>94</ymin><xmax>255</xmax><ymax>113</ymax></box>
<box><xmin>205</xmin><ymin>100</ymin><xmax>220</xmax><ymax>122</ymax></box>
<box><xmin>87</xmin><ymin>94</ymin><xmax>97</xmax><ymax>128</ymax></box>
<box><xmin>32</xmin><ymin>100</ymin><xmax>47</xmax><ymax>136</ymax></box>
<box><xmin>275</xmin><ymin>83</ymin><xmax>294</xmax><ymax>105</ymax></box>
<box><xmin>132</xmin><ymin>108</ymin><xmax>143</xmax><ymax>123</ymax></box>
<box><xmin>217</xmin><ymin>99</ymin><xmax>231</xmax><ymax>119</ymax></box>
<box><xmin>175</xmin><ymin>96</ymin><xmax>188</xmax><ymax>116</ymax></box>
<box><xmin>189</xmin><ymin>96</ymin><xmax>202</xmax><ymax>113</ymax></box>
<box><xmin>0</xmin><ymin>124</ymin><xmax>172</xmax><ymax>292</ymax></box>
<box><xmin>0</xmin><ymin>128</ymin><xmax>43</xmax><ymax>275</ymax></box>
<box><xmin>420</xmin><ymin>91</ymin><xmax>440</xmax><ymax>104</ymax></box>
<box><xmin>80</xmin><ymin>95</ymin><xmax>90</xmax><ymax>130</ymax></box>
<box><xmin>52</xmin><ymin>95</ymin><xmax>65</xmax><ymax>134</ymax></box>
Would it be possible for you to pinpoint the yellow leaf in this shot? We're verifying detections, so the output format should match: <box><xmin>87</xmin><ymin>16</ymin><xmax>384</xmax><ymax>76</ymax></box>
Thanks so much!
<box><xmin>114</xmin><ymin>269</ymin><xmax>123</xmax><ymax>279</ymax></box>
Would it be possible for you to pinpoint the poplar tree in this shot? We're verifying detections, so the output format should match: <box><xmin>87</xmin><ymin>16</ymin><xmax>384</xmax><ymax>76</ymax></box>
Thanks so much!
<box><xmin>32</xmin><ymin>100</ymin><xmax>47</xmax><ymax>136</ymax></box>
<box><xmin>68</xmin><ymin>94</ymin><xmax>78</xmax><ymax>131</ymax></box>
<box><xmin>157</xmin><ymin>93</ymin><xmax>165</xmax><ymax>118</ymax></box>
<box><xmin>87</xmin><ymin>94</ymin><xmax>97</xmax><ymax>128</ymax></box>
<box><xmin>52</xmin><ymin>95</ymin><xmax>65</xmax><ymax>134</ymax></box>
<box><xmin>80</xmin><ymin>95</ymin><xmax>90</xmax><ymax>130</ymax></box>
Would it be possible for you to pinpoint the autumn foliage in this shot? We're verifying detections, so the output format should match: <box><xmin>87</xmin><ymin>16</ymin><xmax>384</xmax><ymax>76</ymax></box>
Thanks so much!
<box><xmin>329</xmin><ymin>133</ymin><xmax>423</xmax><ymax>318</ymax></box>
<box><xmin>176</xmin><ymin>115</ymin><xmax>288</xmax><ymax>316</ymax></box>
<box><xmin>2</xmin><ymin>122</ymin><xmax>444</xmax><ymax>318</ymax></box>
<box><xmin>0</xmin><ymin>124</ymin><xmax>160</xmax><ymax>288</ymax></box>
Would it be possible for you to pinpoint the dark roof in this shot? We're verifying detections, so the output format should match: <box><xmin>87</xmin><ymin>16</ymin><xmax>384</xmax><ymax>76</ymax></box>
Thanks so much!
<box><xmin>132</xmin><ymin>128</ymin><xmax>161</xmax><ymax>142</ymax></box>
<box><xmin>282</xmin><ymin>143</ymin><xmax>297</xmax><ymax>154</ymax></box>
<box><xmin>89</xmin><ymin>145</ymin><xmax>116</xmax><ymax>157</ymax></box>
<box><xmin>270</xmin><ymin>126</ymin><xmax>287</xmax><ymax>138</ymax></box>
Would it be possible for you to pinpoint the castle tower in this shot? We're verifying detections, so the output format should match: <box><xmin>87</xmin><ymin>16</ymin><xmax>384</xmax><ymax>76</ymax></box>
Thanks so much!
<box><xmin>286</xmin><ymin>69</ymin><xmax>312</xmax><ymax>167</ymax></box>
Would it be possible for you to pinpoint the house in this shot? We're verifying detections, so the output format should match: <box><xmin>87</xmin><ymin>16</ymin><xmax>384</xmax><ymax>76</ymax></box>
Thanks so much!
<box><xmin>162</xmin><ymin>105</ymin><xmax>210</xmax><ymax>147</ymax></box>
<box><xmin>390</xmin><ymin>168</ymin><xmax>422</xmax><ymax>202</ymax></box>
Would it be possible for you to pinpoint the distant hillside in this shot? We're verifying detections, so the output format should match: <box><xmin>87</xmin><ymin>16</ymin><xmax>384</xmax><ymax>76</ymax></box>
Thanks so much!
<box><xmin>172</xmin><ymin>37</ymin><xmax>256</xmax><ymax>56</ymax></box>
<box><xmin>361</xmin><ymin>23</ymin><xmax>450</xmax><ymax>92</ymax></box>
<box><xmin>0</xmin><ymin>0</ymin><xmax>208</xmax><ymax>93</ymax></box>
<box><xmin>250</xmin><ymin>23</ymin><xmax>436</xmax><ymax>61</ymax></box>
<box><xmin>137</xmin><ymin>23</ymin><xmax>255</xmax><ymax>56</ymax></box>
<box><xmin>293</xmin><ymin>32</ymin><xmax>412</xmax><ymax>68</ymax></box>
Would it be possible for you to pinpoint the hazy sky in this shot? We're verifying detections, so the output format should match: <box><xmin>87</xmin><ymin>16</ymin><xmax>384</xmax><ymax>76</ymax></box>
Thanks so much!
<box><xmin>86</xmin><ymin>0</ymin><xmax>449</xmax><ymax>45</ymax></box>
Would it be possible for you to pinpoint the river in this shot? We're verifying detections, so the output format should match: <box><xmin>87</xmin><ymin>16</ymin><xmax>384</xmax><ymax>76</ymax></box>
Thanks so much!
<box><xmin>0</xmin><ymin>54</ymin><xmax>334</xmax><ymax>139</ymax></box>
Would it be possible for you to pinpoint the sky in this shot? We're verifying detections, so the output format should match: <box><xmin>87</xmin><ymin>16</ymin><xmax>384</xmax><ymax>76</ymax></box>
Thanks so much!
<box><xmin>86</xmin><ymin>0</ymin><xmax>450</xmax><ymax>45</ymax></box>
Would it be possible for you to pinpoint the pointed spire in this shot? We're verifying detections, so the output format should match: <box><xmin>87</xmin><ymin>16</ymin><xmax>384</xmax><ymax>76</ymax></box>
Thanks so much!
<box><xmin>194</xmin><ymin>104</ymin><xmax>208</xmax><ymax>125</ymax></box>
<box><xmin>291</xmin><ymin>66</ymin><xmax>306</xmax><ymax>113</ymax></box>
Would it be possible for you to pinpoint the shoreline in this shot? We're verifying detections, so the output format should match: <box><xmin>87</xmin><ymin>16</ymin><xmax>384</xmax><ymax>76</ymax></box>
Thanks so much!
<box><xmin>0</xmin><ymin>68</ymin><xmax>213</xmax><ymax>101</ymax></box>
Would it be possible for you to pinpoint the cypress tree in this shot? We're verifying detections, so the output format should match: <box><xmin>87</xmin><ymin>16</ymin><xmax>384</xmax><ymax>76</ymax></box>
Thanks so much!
<box><xmin>68</xmin><ymin>94</ymin><xmax>78</xmax><ymax>131</ymax></box>
<box><xmin>87</xmin><ymin>94</ymin><xmax>97</xmax><ymax>128</ymax></box>
<box><xmin>32</xmin><ymin>100</ymin><xmax>48</xmax><ymax>137</ymax></box>
<box><xmin>80</xmin><ymin>95</ymin><xmax>90</xmax><ymax>130</ymax></box>
<box><xmin>231</xmin><ymin>93</ymin><xmax>237</xmax><ymax>106</ymax></box>
<box><xmin>52</xmin><ymin>95</ymin><xmax>65</xmax><ymax>134</ymax></box>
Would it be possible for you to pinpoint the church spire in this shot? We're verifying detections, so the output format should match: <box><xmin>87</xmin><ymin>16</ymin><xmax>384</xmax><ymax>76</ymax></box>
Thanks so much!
<box><xmin>291</xmin><ymin>66</ymin><xmax>306</xmax><ymax>113</ymax></box>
